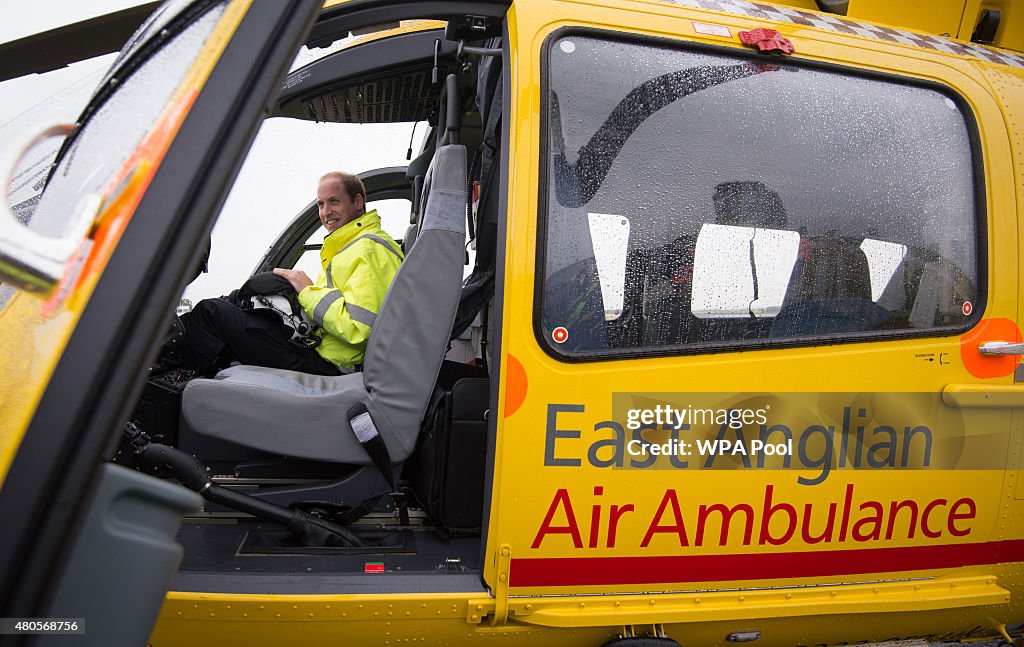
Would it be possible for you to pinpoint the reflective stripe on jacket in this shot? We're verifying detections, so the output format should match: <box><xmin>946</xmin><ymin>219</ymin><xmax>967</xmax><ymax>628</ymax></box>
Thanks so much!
<box><xmin>297</xmin><ymin>210</ymin><xmax>403</xmax><ymax>370</ymax></box>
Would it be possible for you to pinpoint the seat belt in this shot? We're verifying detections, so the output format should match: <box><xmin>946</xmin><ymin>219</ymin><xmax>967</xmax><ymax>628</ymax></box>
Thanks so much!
<box><xmin>346</xmin><ymin>402</ymin><xmax>396</xmax><ymax>491</ymax></box>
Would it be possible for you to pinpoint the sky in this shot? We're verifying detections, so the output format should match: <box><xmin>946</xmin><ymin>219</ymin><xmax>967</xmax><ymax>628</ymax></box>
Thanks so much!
<box><xmin>0</xmin><ymin>1</ymin><xmax>420</xmax><ymax>304</ymax></box>
<box><xmin>0</xmin><ymin>1</ymin><xmax>140</xmax><ymax>126</ymax></box>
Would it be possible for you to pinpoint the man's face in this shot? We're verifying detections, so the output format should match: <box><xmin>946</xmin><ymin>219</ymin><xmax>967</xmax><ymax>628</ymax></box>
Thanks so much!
<box><xmin>317</xmin><ymin>177</ymin><xmax>363</xmax><ymax>233</ymax></box>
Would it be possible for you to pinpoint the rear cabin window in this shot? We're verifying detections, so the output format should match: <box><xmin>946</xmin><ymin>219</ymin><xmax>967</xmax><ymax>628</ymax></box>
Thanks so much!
<box><xmin>539</xmin><ymin>34</ymin><xmax>979</xmax><ymax>357</ymax></box>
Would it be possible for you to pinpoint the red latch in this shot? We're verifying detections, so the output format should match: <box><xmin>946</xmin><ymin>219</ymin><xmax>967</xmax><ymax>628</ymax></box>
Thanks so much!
<box><xmin>739</xmin><ymin>28</ymin><xmax>795</xmax><ymax>55</ymax></box>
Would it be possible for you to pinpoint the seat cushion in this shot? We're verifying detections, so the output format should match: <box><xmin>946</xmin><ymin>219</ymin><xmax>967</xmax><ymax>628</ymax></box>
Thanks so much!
<box><xmin>181</xmin><ymin>365</ymin><xmax>411</xmax><ymax>464</ymax></box>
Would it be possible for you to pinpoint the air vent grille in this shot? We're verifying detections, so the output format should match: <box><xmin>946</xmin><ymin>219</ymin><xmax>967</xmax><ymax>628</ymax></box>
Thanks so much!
<box><xmin>301</xmin><ymin>69</ymin><xmax>439</xmax><ymax>124</ymax></box>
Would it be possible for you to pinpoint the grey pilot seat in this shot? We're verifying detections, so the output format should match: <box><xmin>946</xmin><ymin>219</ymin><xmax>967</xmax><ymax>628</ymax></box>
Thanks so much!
<box><xmin>177</xmin><ymin>142</ymin><xmax>468</xmax><ymax>511</ymax></box>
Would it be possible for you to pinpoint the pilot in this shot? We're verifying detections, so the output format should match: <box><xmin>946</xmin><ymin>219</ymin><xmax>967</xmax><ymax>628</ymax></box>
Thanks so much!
<box><xmin>169</xmin><ymin>171</ymin><xmax>403</xmax><ymax>376</ymax></box>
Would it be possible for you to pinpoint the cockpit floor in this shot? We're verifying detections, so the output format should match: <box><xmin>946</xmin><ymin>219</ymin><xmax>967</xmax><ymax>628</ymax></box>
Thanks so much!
<box><xmin>171</xmin><ymin>520</ymin><xmax>485</xmax><ymax>594</ymax></box>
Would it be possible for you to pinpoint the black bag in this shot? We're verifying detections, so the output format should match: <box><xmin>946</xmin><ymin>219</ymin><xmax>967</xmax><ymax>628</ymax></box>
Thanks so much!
<box><xmin>410</xmin><ymin>377</ymin><xmax>490</xmax><ymax>533</ymax></box>
<box><xmin>230</xmin><ymin>272</ymin><xmax>318</xmax><ymax>345</ymax></box>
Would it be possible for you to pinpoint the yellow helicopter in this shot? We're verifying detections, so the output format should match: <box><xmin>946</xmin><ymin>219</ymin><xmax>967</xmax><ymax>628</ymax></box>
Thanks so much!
<box><xmin>0</xmin><ymin>0</ymin><xmax>1022</xmax><ymax>645</ymax></box>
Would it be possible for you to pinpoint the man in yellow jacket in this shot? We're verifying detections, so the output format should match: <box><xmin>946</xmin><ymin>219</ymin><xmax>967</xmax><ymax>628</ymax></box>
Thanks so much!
<box><xmin>274</xmin><ymin>171</ymin><xmax>403</xmax><ymax>370</ymax></box>
<box><xmin>171</xmin><ymin>171</ymin><xmax>402</xmax><ymax>375</ymax></box>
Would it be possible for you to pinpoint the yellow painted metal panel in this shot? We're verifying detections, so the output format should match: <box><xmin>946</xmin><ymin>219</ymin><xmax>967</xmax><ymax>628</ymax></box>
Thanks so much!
<box><xmin>148</xmin><ymin>575</ymin><xmax>1018</xmax><ymax>645</ymax></box>
<box><xmin>848</xmin><ymin>0</ymin><xmax>967</xmax><ymax>37</ymax></box>
<box><xmin>958</xmin><ymin>1</ymin><xmax>1024</xmax><ymax>51</ymax></box>
<box><xmin>513</xmin><ymin>577</ymin><xmax>1010</xmax><ymax>627</ymax></box>
<box><xmin>943</xmin><ymin>384</ymin><xmax>1024</xmax><ymax>407</ymax></box>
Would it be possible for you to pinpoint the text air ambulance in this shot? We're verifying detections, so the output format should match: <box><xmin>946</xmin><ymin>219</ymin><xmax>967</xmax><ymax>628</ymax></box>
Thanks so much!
<box><xmin>0</xmin><ymin>0</ymin><xmax>1022</xmax><ymax>645</ymax></box>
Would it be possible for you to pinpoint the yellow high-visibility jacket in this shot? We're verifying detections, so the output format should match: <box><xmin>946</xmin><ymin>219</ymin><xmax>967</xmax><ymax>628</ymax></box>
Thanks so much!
<box><xmin>297</xmin><ymin>210</ymin><xmax>403</xmax><ymax>370</ymax></box>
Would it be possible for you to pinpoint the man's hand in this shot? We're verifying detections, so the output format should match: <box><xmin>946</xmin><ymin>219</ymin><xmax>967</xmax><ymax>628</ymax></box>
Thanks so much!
<box><xmin>273</xmin><ymin>268</ymin><xmax>313</xmax><ymax>292</ymax></box>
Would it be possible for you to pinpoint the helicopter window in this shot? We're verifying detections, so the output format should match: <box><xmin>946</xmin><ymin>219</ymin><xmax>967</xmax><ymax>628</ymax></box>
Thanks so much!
<box><xmin>540</xmin><ymin>33</ymin><xmax>979</xmax><ymax>357</ymax></box>
<box><xmin>23</xmin><ymin>3</ymin><xmax>228</xmax><ymax>241</ymax></box>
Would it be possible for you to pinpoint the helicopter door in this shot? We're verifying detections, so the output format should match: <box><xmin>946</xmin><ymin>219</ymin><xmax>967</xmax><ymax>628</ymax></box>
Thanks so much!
<box><xmin>0</xmin><ymin>2</ymin><xmax>321</xmax><ymax>642</ymax></box>
<box><xmin>485</xmin><ymin>0</ymin><xmax>1018</xmax><ymax>627</ymax></box>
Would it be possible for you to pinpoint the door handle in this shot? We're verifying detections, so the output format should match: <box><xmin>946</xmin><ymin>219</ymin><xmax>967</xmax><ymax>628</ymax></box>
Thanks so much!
<box><xmin>978</xmin><ymin>341</ymin><xmax>1024</xmax><ymax>356</ymax></box>
<box><xmin>0</xmin><ymin>122</ymin><xmax>97</xmax><ymax>293</ymax></box>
